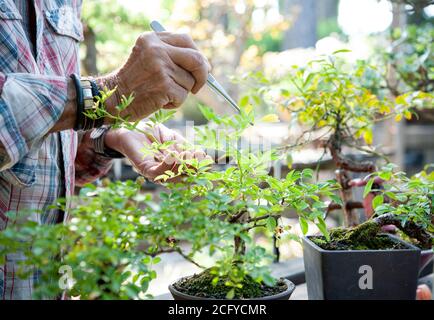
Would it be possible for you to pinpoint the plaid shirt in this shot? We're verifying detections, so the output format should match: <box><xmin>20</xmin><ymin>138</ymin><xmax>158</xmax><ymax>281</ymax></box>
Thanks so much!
<box><xmin>0</xmin><ymin>0</ymin><xmax>114</xmax><ymax>299</ymax></box>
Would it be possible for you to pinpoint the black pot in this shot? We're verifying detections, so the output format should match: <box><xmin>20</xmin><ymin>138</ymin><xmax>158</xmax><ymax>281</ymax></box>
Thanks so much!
<box><xmin>303</xmin><ymin>234</ymin><xmax>421</xmax><ymax>300</ymax></box>
<box><xmin>169</xmin><ymin>278</ymin><xmax>295</xmax><ymax>300</ymax></box>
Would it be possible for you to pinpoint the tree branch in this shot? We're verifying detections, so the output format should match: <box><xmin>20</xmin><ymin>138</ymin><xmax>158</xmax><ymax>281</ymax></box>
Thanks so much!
<box><xmin>373</xmin><ymin>213</ymin><xmax>434</xmax><ymax>249</ymax></box>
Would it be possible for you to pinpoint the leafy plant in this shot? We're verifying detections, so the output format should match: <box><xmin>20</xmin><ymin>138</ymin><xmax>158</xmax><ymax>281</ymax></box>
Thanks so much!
<box><xmin>243</xmin><ymin>51</ymin><xmax>432</xmax><ymax>227</ymax></box>
<box><xmin>314</xmin><ymin>164</ymin><xmax>434</xmax><ymax>250</ymax></box>
<box><xmin>385</xmin><ymin>24</ymin><xmax>433</xmax><ymax>95</ymax></box>
<box><xmin>0</xmin><ymin>89</ymin><xmax>339</xmax><ymax>299</ymax></box>
<box><xmin>0</xmin><ymin>181</ymin><xmax>158</xmax><ymax>299</ymax></box>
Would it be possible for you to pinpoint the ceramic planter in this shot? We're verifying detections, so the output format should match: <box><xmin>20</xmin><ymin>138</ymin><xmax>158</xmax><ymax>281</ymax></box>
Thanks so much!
<box><xmin>169</xmin><ymin>277</ymin><xmax>295</xmax><ymax>300</ymax></box>
<box><xmin>303</xmin><ymin>234</ymin><xmax>421</xmax><ymax>300</ymax></box>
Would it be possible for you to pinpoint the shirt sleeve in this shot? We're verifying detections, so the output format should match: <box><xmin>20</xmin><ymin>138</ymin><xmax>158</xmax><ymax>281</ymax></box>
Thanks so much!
<box><xmin>0</xmin><ymin>72</ymin><xmax>67</xmax><ymax>171</ymax></box>
<box><xmin>74</xmin><ymin>130</ymin><xmax>114</xmax><ymax>186</ymax></box>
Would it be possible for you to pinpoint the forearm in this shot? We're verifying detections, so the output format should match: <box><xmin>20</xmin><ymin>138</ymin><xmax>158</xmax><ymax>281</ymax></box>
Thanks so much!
<box><xmin>49</xmin><ymin>78</ymin><xmax>77</xmax><ymax>133</ymax></box>
<box><xmin>75</xmin><ymin>129</ymin><xmax>114</xmax><ymax>186</ymax></box>
<box><xmin>0</xmin><ymin>72</ymin><xmax>68</xmax><ymax>170</ymax></box>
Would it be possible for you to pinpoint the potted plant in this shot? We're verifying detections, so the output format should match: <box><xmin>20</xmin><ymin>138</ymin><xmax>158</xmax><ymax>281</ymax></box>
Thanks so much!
<box><xmin>256</xmin><ymin>52</ymin><xmax>434</xmax><ymax>299</ymax></box>
<box><xmin>127</xmin><ymin>105</ymin><xmax>339</xmax><ymax>300</ymax></box>
<box><xmin>0</xmin><ymin>93</ymin><xmax>340</xmax><ymax>299</ymax></box>
<box><xmin>303</xmin><ymin>165</ymin><xmax>433</xmax><ymax>300</ymax></box>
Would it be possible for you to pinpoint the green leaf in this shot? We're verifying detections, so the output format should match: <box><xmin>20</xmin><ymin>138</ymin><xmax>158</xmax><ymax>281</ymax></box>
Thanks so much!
<box><xmin>299</xmin><ymin>217</ymin><xmax>308</xmax><ymax>235</ymax></box>
<box><xmin>332</xmin><ymin>49</ymin><xmax>351</xmax><ymax>54</ymax></box>
<box><xmin>266</xmin><ymin>217</ymin><xmax>277</xmax><ymax>232</ymax></box>
<box><xmin>239</xmin><ymin>95</ymin><xmax>250</xmax><ymax>107</ymax></box>
<box><xmin>261</xmin><ymin>114</ymin><xmax>280</xmax><ymax>123</ymax></box>
<box><xmin>286</xmin><ymin>153</ymin><xmax>293</xmax><ymax>169</ymax></box>
<box><xmin>302</xmin><ymin>168</ymin><xmax>314</xmax><ymax>179</ymax></box>
<box><xmin>316</xmin><ymin>217</ymin><xmax>330</xmax><ymax>241</ymax></box>
<box><xmin>379</xmin><ymin>171</ymin><xmax>392</xmax><ymax>181</ymax></box>
<box><xmin>363</xmin><ymin>178</ymin><xmax>374</xmax><ymax>198</ymax></box>
<box><xmin>212</xmin><ymin>277</ymin><xmax>219</xmax><ymax>286</ymax></box>
<box><xmin>226</xmin><ymin>289</ymin><xmax>235</xmax><ymax>299</ymax></box>
<box><xmin>372</xmin><ymin>195</ymin><xmax>384</xmax><ymax>209</ymax></box>
<box><xmin>329</xmin><ymin>194</ymin><xmax>343</xmax><ymax>206</ymax></box>
<box><xmin>385</xmin><ymin>191</ymin><xmax>397</xmax><ymax>201</ymax></box>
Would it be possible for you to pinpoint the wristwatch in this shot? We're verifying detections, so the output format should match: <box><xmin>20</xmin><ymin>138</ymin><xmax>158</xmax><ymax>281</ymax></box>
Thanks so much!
<box><xmin>70</xmin><ymin>74</ymin><xmax>104</xmax><ymax>131</ymax></box>
<box><xmin>90</xmin><ymin>125</ymin><xmax>124</xmax><ymax>159</ymax></box>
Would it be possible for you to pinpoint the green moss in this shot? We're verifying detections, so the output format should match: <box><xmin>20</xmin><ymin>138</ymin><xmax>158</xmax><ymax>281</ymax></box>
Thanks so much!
<box><xmin>312</xmin><ymin>222</ymin><xmax>408</xmax><ymax>250</ymax></box>
<box><xmin>396</xmin><ymin>229</ymin><xmax>425</xmax><ymax>249</ymax></box>
<box><xmin>173</xmin><ymin>269</ymin><xmax>288</xmax><ymax>299</ymax></box>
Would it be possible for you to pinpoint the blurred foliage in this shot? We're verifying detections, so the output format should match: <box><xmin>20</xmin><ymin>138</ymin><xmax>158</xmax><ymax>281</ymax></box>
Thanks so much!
<box><xmin>386</xmin><ymin>24</ymin><xmax>433</xmax><ymax>94</ymax></box>
<box><xmin>81</xmin><ymin>0</ymin><xmax>150</xmax><ymax>74</ymax></box>
<box><xmin>238</xmin><ymin>50</ymin><xmax>432</xmax><ymax>162</ymax></box>
<box><xmin>367</xmin><ymin>163</ymin><xmax>434</xmax><ymax>234</ymax></box>
<box><xmin>0</xmin><ymin>181</ymin><xmax>158</xmax><ymax>300</ymax></box>
<box><xmin>317</xmin><ymin>17</ymin><xmax>344</xmax><ymax>40</ymax></box>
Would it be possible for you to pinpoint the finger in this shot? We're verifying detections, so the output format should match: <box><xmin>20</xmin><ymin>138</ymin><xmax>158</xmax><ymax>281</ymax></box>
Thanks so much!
<box><xmin>179</xmin><ymin>150</ymin><xmax>194</xmax><ymax>161</ymax></box>
<box><xmin>193</xmin><ymin>150</ymin><xmax>207</xmax><ymax>161</ymax></box>
<box><xmin>158</xmin><ymin>32</ymin><xmax>199</xmax><ymax>50</ymax></box>
<box><xmin>165</xmin><ymin>46</ymin><xmax>209</xmax><ymax>94</ymax></box>
<box><xmin>156</xmin><ymin>125</ymin><xmax>186</xmax><ymax>147</ymax></box>
<box><xmin>164</xmin><ymin>80</ymin><xmax>189</xmax><ymax>109</ymax></box>
<box><xmin>141</xmin><ymin>154</ymin><xmax>174</xmax><ymax>180</ymax></box>
<box><xmin>170</xmin><ymin>64</ymin><xmax>195</xmax><ymax>91</ymax></box>
<box><xmin>158</xmin><ymin>33</ymin><xmax>212</xmax><ymax>71</ymax></box>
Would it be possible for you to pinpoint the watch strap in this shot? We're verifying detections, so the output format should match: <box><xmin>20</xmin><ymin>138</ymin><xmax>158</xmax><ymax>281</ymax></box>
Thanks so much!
<box><xmin>90</xmin><ymin>126</ymin><xmax>124</xmax><ymax>159</ymax></box>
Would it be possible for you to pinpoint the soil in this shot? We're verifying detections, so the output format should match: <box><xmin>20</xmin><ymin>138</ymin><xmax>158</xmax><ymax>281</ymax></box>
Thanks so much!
<box><xmin>311</xmin><ymin>227</ymin><xmax>409</xmax><ymax>251</ymax></box>
<box><xmin>173</xmin><ymin>269</ymin><xmax>288</xmax><ymax>299</ymax></box>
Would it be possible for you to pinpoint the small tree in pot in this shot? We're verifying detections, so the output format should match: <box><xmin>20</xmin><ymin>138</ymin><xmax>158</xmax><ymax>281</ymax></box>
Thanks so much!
<box><xmin>0</xmin><ymin>104</ymin><xmax>339</xmax><ymax>300</ymax></box>
<box><xmin>303</xmin><ymin>164</ymin><xmax>433</xmax><ymax>299</ymax></box>
<box><xmin>260</xmin><ymin>53</ymin><xmax>434</xmax><ymax>299</ymax></box>
<box><xmin>122</xmin><ymin>106</ymin><xmax>340</xmax><ymax>300</ymax></box>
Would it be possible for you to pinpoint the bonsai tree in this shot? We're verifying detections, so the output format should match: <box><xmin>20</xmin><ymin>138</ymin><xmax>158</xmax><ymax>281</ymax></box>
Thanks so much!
<box><xmin>311</xmin><ymin>164</ymin><xmax>434</xmax><ymax>250</ymax></box>
<box><xmin>246</xmin><ymin>51</ymin><xmax>433</xmax><ymax>228</ymax></box>
<box><xmin>0</xmin><ymin>96</ymin><xmax>340</xmax><ymax>299</ymax></box>
<box><xmin>240</xmin><ymin>49</ymin><xmax>433</xmax><ymax>251</ymax></box>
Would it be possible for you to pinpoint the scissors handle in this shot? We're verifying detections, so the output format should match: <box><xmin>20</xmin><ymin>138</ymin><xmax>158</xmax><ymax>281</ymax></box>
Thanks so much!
<box><xmin>150</xmin><ymin>20</ymin><xmax>242</xmax><ymax>115</ymax></box>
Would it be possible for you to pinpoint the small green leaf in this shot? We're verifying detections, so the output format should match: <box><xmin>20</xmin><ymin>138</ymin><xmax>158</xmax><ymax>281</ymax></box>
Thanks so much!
<box><xmin>299</xmin><ymin>217</ymin><xmax>308</xmax><ymax>235</ymax></box>
<box><xmin>261</xmin><ymin>114</ymin><xmax>280</xmax><ymax>123</ymax></box>
<box><xmin>363</xmin><ymin>178</ymin><xmax>374</xmax><ymax>198</ymax></box>
<box><xmin>379</xmin><ymin>171</ymin><xmax>392</xmax><ymax>181</ymax></box>
<box><xmin>266</xmin><ymin>217</ymin><xmax>277</xmax><ymax>232</ymax></box>
<box><xmin>332</xmin><ymin>49</ymin><xmax>351</xmax><ymax>54</ymax></box>
<box><xmin>286</xmin><ymin>153</ymin><xmax>293</xmax><ymax>169</ymax></box>
<box><xmin>226</xmin><ymin>289</ymin><xmax>235</xmax><ymax>299</ymax></box>
<box><xmin>302</xmin><ymin>168</ymin><xmax>314</xmax><ymax>179</ymax></box>
<box><xmin>329</xmin><ymin>194</ymin><xmax>343</xmax><ymax>206</ymax></box>
<box><xmin>372</xmin><ymin>195</ymin><xmax>384</xmax><ymax>209</ymax></box>
<box><xmin>316</xmin><ymin>217</ymin><xmax>330</xmax><ymax>241</ymax></box>
<box><xmin>212</xmin><ymin>277</ymin><xmax>219</xmax><ymax>286</ymax></box>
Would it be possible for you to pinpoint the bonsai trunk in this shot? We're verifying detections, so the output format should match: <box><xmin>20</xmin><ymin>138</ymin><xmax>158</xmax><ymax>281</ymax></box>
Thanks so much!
<box><xmin>327</xmin><ymin>127</ymin><xmax>376</xmax><ymax>227</ymax></box>
<box><xmin>331</xmin><ymin>213</ymin><xmax>433</xmax><ymax>249</ymax></box>
<box><xmin>233</xmin><ymin>210</ymin><xmax>249</xmax><ymax>256</ymax></box>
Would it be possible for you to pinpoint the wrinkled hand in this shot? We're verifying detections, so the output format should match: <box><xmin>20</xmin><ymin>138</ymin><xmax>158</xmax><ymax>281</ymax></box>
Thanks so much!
<box><xmin>105</xmin><ymin>123</ymin><xmax>213</xmax><ymax>182</ymax></box>
<box><xmin>101</xmin><ymin>32</ymin><xmax>211</xmax><ymax>122</ymax></box>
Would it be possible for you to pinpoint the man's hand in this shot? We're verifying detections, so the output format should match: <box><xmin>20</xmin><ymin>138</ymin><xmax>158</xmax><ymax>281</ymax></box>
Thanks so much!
<box><xmin>101</xmin><ymin>32</ymin><xmax>211</xmax><ymax>122</ymax></box>
<box><xmin>51</xmin><ymin>32</ymin><xmax>209</xmax><ymax>133</ymax></box>
<box><xmin>104</xmin><ymin>123</ymin><xmax>212</xmax><ymax>182</ymax></box>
